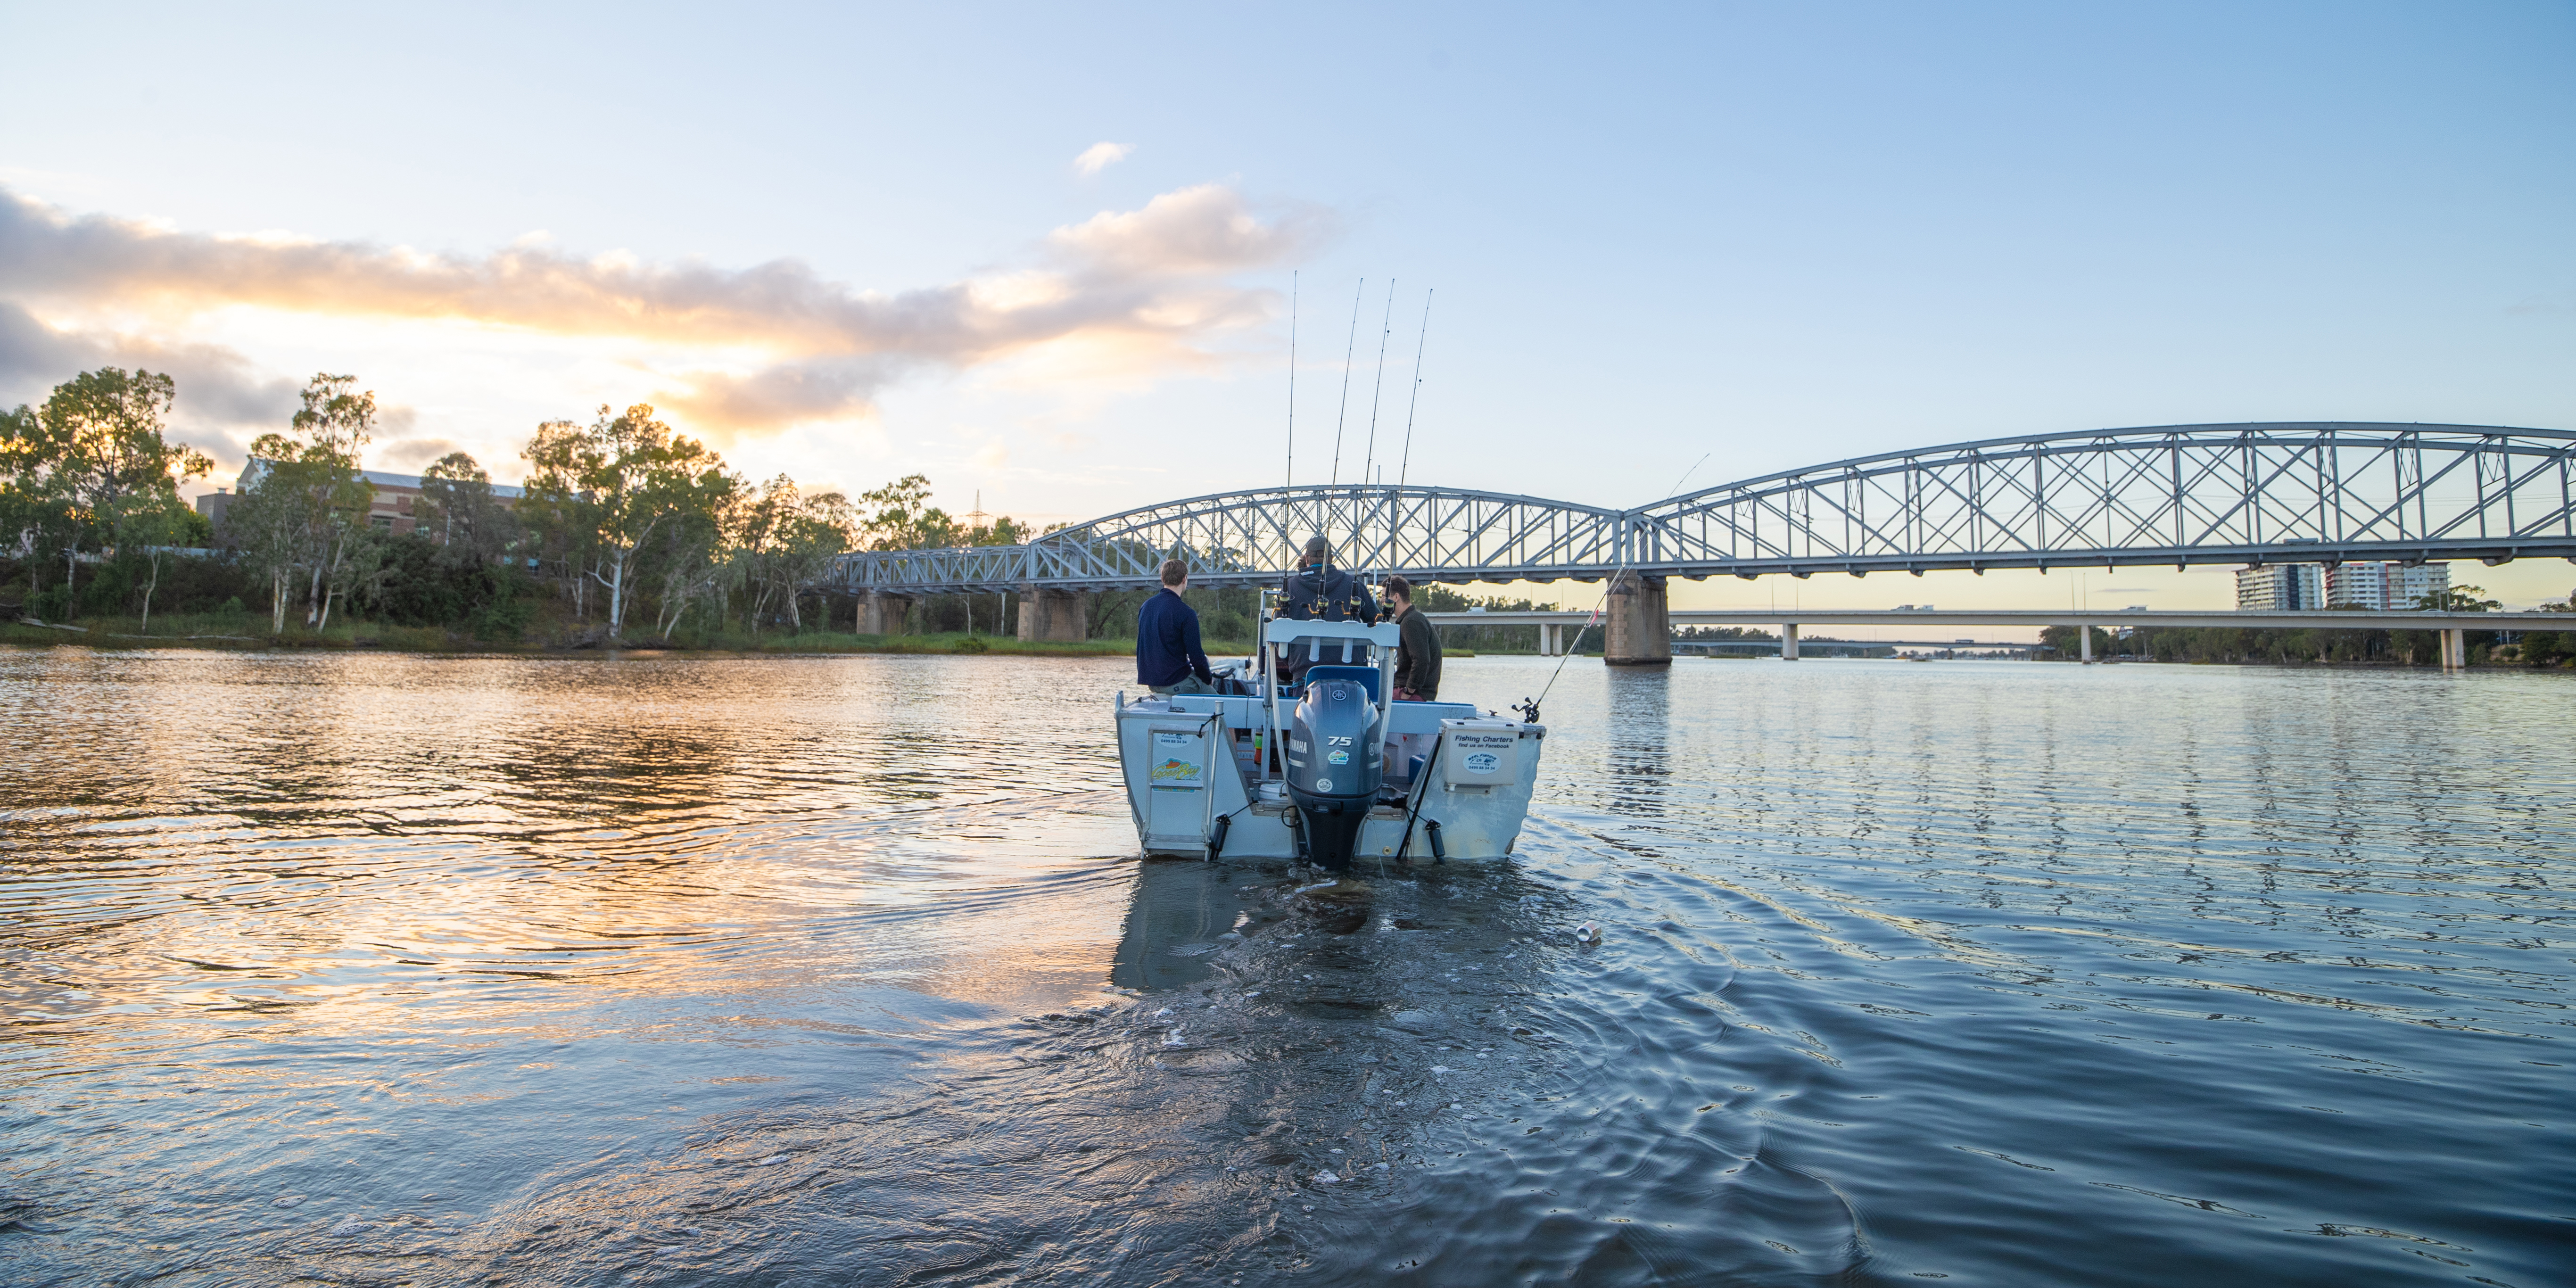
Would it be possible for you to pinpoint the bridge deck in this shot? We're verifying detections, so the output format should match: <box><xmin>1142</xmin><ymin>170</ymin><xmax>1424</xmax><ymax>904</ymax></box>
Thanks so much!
<box><xmin>829</xmin><ymin>423</ymin><xmax>2576</xmax><ymax>595</ymax></box>
<box><xmin>1427</xmin><ymin>608</ymin><xmax>2558</xmax><ymax>631</ymax></box>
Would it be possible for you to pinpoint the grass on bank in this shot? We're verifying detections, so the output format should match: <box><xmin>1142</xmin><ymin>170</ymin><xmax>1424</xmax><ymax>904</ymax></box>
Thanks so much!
<box><xmin>0</xmin><ymin>612</ymin><xmax>1272</xmax><ymax>658</ymax></box>
<box><xmin>2</xmin><ymin>606</ymin><xmax>1527</xmax><ymax>660</ymax></box>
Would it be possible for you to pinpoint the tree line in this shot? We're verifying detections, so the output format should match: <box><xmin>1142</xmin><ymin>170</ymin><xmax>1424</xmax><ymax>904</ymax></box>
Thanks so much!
<box><xmin>2</xmin><ymin>366</ymin><xmax>1031</xmax><ymax>643</ymax></box>
<box><xmin>2037</xmin><ymin>586</ymin><xmax>2576</xmax><ymax>668</ymax></box>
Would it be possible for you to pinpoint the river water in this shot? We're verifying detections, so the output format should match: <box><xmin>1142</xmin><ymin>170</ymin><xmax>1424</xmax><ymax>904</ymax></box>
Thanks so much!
<box><xmin>0</xmin><ymin>650</ymin><xmax>2567</xmax><ymax>1286</ymax></box>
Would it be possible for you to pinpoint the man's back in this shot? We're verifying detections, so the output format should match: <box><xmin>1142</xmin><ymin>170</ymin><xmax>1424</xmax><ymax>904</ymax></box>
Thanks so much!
<box><xmin>1136</xmin><ymin>588</ymin><xmax>1211</xmax><ymax>687</ymax></box>
<box><xmin>1278</xmin><ymin>564</ymin><xmax>1377</xmax><ymax>671</ymax></box>
<box><xmin>1280</xmin><ymin>565</ymin><xmax>1374</xmax><ymax>622</ymax></box>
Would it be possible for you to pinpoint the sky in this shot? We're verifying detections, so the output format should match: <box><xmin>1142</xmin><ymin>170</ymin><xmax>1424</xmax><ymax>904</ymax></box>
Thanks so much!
<box><xmin>3</xmin><ymin>2</ymin><xmax>2571</xmax><ymax>619</ymax></box>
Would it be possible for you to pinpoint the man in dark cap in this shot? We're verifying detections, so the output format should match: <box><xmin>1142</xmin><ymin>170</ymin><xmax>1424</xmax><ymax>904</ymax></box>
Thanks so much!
<box><xmin>1276</xmin><ymin>535</ymin><xmax>1379</xmax><ymax>684</ymax></box>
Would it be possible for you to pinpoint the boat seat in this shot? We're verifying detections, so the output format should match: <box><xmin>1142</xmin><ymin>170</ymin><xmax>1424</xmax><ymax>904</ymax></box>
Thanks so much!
<box><xmin>1304</xmin><ymin>665</ymin><xmax>1380</xmax><ymax>703</ymax></box>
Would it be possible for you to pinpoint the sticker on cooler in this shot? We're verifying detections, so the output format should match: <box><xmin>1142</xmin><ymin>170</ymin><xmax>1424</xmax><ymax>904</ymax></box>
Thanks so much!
<box><xmin>1441</xmin><ymin>724</ymin><xmax>1521</xmax><ymax>786</ymax></box>
<box><xmin>1149</xmin><ymin>729</ymin><xmax>1205</xmax><ymax>787</ymax></box>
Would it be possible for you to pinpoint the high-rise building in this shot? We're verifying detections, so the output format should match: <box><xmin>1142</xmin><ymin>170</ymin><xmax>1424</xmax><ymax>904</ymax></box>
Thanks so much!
<box><xmin>2236</xmin><ymin>563</ymin><xmax>2323</xmax><ymax>611</ymax></box>
<box><xmin>2322</xmin><ymin>561</ymin><xmax>2451</xmax><ymax>610</ymax></box>
<box><xmin>2391</xmin><ymin>562</ymin><xmax>2451</xmax><ymax>609</ymax></box>
<box><xmin>2243</xmin><ymin>561</ymin><xmax>2450</xmax><ymax>611</ymax></box>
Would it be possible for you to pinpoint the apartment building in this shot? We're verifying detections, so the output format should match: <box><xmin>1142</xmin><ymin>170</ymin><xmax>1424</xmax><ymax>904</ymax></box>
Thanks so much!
<box><xmin>2323</xmin><ymin>561</ymin><xmax>2452</xmax><ymax>610</ymax></box>
<box><xmin>2236</xmin><ymin>561</ymin><xmax>2451</xmax><ymax>611</ymax></box>
<box><xmin>2234</xmin><ymin>563</ymin><xmax>2324</xmax><ymax>611</ymax></box>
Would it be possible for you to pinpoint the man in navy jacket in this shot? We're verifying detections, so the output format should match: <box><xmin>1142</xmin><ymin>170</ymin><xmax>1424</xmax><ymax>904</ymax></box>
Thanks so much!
<box><xmin>1136</xmin><ymin>559</ymin><xmax>1214</xmax><ymax>694</ymax></box>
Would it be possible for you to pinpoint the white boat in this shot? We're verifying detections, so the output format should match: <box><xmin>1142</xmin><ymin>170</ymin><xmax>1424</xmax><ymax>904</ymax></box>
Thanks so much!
<box><xmin>1115</xmin><ymin>617</ymin><xmax>1546</xmax><ymax>868</ymax></box>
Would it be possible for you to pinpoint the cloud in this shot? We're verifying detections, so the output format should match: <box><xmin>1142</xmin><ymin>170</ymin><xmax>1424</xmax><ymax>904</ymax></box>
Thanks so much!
<box><xmin>655</xmin><ymin>356</ymin><xmax>900</xmax><ymax>433</ymax></box>
<box><xmin>0</xmin><ymin>182</ymin><xmax>1326</xmax><ymax>434</ymax></box>
<box><xmin>1073</xmin><ymin>142</ymin><xmax>1133</xmax><ymax>176</ymax></box>
<box><xmin>374</xmin><ymin>437</ymin><xmax>467</xmax><ymax>471</ymax></box>
<box><xmin>0</xmin><ymin>299</ymin><xmax>301</xmax><ymax>467</ymax></box>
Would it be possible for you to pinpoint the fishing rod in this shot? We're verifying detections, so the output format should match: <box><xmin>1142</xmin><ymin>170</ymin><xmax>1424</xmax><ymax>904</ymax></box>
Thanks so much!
<box><xmin>1396</xmin><ymin>288</ymin><xmax>1433</xmax><ymax>488</ymax></box>
<box><xmin>1667</xmin><ymin>453</ymin><xmax>1710</xmax><ymax>499</ymax></box>
<box><xmin>1328</xmin><ymin>278</ymin><xmax>1363</xmax><ymax>488</ymax></box>
<box><xmin>1359</xmin><ymin>278</ymin><xmax>1395</xmax><ymax>498</ymax></box>
<box><xmin>1521</xmin><ymin>534</ymin><xmax>1635</xmax><ymax>724</ymax></box>
<box><xmin>1285</xmin><ymin>270</ymin><xmax>1297</xmax><ymax>491</ymax></box>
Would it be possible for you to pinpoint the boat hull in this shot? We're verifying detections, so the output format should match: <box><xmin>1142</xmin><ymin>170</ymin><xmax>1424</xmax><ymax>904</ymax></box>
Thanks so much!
<box><xmin>1116</xmin><ymin>689</ymin><xmax>1543</xmax><ymax>865</ymax></box>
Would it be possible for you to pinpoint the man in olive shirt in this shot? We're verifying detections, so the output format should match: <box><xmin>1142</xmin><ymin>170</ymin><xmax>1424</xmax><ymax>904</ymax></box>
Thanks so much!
<box><xmin>1382</xmin><ymin>576</ymin><xmax>1441</xmax><ymax>702</ymax></box>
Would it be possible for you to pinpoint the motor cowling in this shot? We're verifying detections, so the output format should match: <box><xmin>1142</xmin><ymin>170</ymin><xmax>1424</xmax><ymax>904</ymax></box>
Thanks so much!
<box><xmin>1284</xmin><ymin>678</ymin><xmax>1382</xmax><ymax>870</ymax></box>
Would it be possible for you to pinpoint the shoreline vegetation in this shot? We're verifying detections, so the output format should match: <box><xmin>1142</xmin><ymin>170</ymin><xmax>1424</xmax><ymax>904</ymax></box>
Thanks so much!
<box><xmin>5</xmin><ymin>613</ymin><xmax>2567</xmax><ymax>670</ymax></box>
<box><xmin>0</xmin><ymin>614</ymin><xmax>1510</xmax><ymax>660</ymax></box>
<box><xmin>5</xmin><ymin>366</ymin><xmax>1571</xmax><ymax>663</ymax></box>
<box><xmin>9</xmin><ymin>366</ymin><xmax>2567</xmax><ymax>670</ymax></box>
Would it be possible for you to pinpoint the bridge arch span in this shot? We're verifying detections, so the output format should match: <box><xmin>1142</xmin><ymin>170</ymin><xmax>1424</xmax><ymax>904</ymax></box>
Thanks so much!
<box><xmin>830</xmin><ymin>422</ymin><xmax>2576</xmax><ymax>594</ymax></box>
<box><xmin>1632</xmin><ymin>422</ymin><xmax>2576</xmax><ymax>578</ymax></box>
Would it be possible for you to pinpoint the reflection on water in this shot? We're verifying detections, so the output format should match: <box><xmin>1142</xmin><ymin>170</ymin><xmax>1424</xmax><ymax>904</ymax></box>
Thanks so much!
<box><xmin>1</xmin><ymin>650</ymin><xmax>2568</xmax><ymax>1286</ymax></box>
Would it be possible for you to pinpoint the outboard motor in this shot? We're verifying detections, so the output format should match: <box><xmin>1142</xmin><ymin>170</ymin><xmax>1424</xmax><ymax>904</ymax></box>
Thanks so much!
<box><xmin>1284</xmin><ymin>677</ymin><xmax>1382</xmax><ymax>870</ymax></box>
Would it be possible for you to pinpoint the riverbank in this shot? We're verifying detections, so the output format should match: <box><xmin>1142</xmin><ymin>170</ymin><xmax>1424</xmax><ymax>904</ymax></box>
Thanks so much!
<box><xmin>0</xmin><ymin>614</ymin><xmax>1199</xmax><ymax>658</ymax></box>
<box><xmin>3</xmin><ymin>613</ymin><xmax>1507</xmax><ymax>659</ymax></box>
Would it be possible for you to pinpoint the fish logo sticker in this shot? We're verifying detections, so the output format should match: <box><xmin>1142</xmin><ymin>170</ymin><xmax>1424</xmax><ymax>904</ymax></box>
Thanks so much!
<box><xmin>1463</xmin><ymin>751</ymin><xmax>1501</xmax><ymax>775</ymax></box>
<box><xmin>1151</xmin><ymin>758</ymin><xmax>1200</xmax><ymax>782</ymax></box>
<box><xmin>1327</xmin><ymin>750</ymin><xmax>1350</xmax><ymax>765</ymax></box>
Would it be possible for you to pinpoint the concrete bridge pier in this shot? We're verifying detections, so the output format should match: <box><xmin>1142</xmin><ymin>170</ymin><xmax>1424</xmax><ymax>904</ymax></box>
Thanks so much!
<box><xmin>1604</xmin><ymin>572</ymin><xmax>1671</xmax><ymax>666</ymax></box>
<box><xmin>2081</xmin><ymin>626</ymin><xmax>2094</xmax><ymax>664</ymax></box>
<box><xmin>2441</xmin><ymin>628</ymin><xmax>2466</xmax><ymax>669</ymax></box>
<box><xmin>1782</xmin><ymin>624</ymin><xmax>1800</xmax><ymax>661</ymax></box>
<box><xmin>1016</xmin><ymin>586</ymin><xmax>1094</xmax><ymax>642</ymax></box>
<box><xmin>1538</xmin><ymin>623</ymin><xmax>1563</xmax><ymax>656</ymax></box>
<box><xmin>859</xmin><ymin>590</ymin><xmax>914</xmax><ymax>636</ymax></box>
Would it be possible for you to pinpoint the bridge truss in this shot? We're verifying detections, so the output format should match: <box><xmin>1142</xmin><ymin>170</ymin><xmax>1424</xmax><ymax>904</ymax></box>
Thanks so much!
<box><xmin>833</xmin><ymin>485</ymin><xmax>1631</xmax><ymax>593</ymax></box>
<box><xmin>829</xmin><ymin>423</ymin><xmax>2576</xmax><ymax>593</ymax></box>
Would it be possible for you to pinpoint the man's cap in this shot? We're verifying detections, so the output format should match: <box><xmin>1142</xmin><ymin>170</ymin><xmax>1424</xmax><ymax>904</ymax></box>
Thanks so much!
<box><xmin>1302</xmin><ymin>535</ymin><xmax>1330</xmax><ymax>559</ymax></box>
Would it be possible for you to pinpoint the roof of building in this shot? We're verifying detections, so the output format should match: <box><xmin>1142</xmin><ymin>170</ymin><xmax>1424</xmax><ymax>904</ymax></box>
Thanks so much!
<box><xmin>355</xmin><ymin>467</ymin><xmax>527</xmax><ymax>499</ymax></box>
<box><xmin>239</xmin><ymin>459</ymin><xmax>525</xmax><ymax>499</ymax></box>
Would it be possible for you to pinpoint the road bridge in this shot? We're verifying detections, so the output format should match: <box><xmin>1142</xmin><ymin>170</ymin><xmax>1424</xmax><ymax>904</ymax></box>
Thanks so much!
<box><xmin>1425</xmin><ymin>608</ymin><xmax>2550</xmax><ymax>666</ymax></box>
<box><xmin>828</xmin><ymin>422</ymin><xmax>2576</xmax><ymax>661</ymax></box>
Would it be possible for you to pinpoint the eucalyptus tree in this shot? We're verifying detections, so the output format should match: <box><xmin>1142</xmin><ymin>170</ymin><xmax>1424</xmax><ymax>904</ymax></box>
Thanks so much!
<box><xmin>779</xmin><ymin>488</ymin><xmax>858</xmax><ymax>631</ymax></box>
<box><xmin>644</xmin><ymin>459</ymin><xmax>743</xmax><ymax>642</ymax></box>
<box><xmin>124</xmin><ymin>491</ymin><xmax>201</xmax><ymax>633</ymax></box>
<box><xmin>856</xmin><ymin>473</ymin><xmax>954</xmax><ymax>551</ymax></box>
<box><xmin>415</xmin><ymin>451</ymin><xmax>519</xmax><ymax>566</ymax></box>
<box><xmin>522</xmin><ymin>404</ymin><xmax>728</xmax><ymax>640</ymax></box>
<box><xmin>236</xmin><ymin>375</ymin><xmax>378</xmax><ymax>631</ymax></box>
<box><xmin>0</xmin><ymin>367</ymin><xmax>211</xmax><ymax>616</ymax></box>
<box><xmin>224</xmin><ymin>467</ymin><xmax>312</xmax><ymax>633</ymax></box>
<box><xmin>736</xmin><ymin>476</ymin><xmax>855</xmax><ymax>633</ymax></box>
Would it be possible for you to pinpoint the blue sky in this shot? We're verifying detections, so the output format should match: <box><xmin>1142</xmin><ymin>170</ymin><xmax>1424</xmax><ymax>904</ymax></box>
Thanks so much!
<box><xmin>3</xmin><ymin>2</ymin><xmax>2570</xmax><ymax>611</ymax></box>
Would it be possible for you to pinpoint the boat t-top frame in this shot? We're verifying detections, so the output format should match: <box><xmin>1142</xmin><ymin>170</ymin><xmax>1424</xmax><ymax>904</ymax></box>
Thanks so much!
<box><xmin>1260</xmin><ymin>616</ymin><xmax>1404</xmax><ymax>783</ymax></box>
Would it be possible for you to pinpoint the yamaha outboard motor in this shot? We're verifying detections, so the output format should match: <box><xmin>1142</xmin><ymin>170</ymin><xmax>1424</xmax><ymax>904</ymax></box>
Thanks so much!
<box><xmin>1284</xmin><ymin>678</ymin><xmax>1382</xmax><ymax>869</ymax></box>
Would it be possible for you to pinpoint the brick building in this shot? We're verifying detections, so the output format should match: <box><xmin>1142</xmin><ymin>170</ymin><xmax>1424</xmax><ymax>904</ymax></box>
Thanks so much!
<box><xmin>203</xmin><ymin>463</ymin><xmax>524</xmax><ymax>539</ymax></box>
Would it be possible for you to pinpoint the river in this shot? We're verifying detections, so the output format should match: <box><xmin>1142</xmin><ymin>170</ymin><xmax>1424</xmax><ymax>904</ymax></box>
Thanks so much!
<box><xmin>0</xmin><ymin>650</ymin><xmax>2567</xmax><ymax>1286</ymax></box>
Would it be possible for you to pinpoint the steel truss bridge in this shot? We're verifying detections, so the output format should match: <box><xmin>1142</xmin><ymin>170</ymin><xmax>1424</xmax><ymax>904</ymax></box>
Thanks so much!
<box><xmin>829</xmin><ymin>423</ymin><xmax>2576</xmax><ymax>594</ymax></box>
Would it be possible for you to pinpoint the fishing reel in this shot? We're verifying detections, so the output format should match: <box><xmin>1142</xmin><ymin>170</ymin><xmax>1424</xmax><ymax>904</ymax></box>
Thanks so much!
<box><xmin>1514</xmin><ymin>697</ymin><xmax>1541</xmax><ymax>725</ymax></box>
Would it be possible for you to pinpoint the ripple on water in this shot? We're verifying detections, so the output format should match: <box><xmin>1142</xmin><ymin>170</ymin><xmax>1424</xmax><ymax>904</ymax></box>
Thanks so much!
<box><xmin>0</xmin><ymin>650</ymin><xmax>2569</xmax><ymax>1287</ymax></box>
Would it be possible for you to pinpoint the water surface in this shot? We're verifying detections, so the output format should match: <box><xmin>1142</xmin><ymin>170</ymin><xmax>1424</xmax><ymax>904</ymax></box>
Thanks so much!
<box><xmin>1</xmin><ymin>650</ymin><xmax>2568</xmax><ymax>1285</ymax></box>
